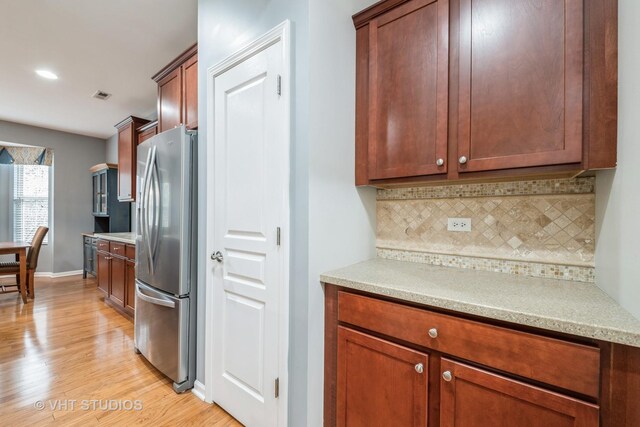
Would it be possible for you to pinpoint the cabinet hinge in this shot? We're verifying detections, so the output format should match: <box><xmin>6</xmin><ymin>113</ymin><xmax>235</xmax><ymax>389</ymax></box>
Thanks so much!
<box><xmin>276</xmin><ymin>227</ymin><xmax>281</xmax><ymax>247</ymax></box>
<box><xmin>275</xmin><ymin>377</ymin><xmax>280</xmax><ymax>398</ymax></box>
<box><xmin>277</xmin><ymin>75</ymin><xmax>282</xmax><ymax>96</ymax></box>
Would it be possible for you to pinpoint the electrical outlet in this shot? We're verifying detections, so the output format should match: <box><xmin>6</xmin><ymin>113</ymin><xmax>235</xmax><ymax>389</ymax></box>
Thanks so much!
<box><xmin>447</xmin><ymin>218</ymin><xmax>471</xmax><ymax>232</ymax></box>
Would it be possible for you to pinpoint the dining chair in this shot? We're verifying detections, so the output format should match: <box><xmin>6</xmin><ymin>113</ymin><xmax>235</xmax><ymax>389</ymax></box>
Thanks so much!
<box><xmin>0</xmin><ymin>226</ymin><xmax>49</xmax><ymax>298</ymax></box>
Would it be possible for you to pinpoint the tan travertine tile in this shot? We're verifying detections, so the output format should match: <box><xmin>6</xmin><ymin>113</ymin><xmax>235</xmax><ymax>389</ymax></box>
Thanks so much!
<box><xmin>375</xmin><ymin>178</ymin><xmax>596</xmax><ymax>282</ymax></box>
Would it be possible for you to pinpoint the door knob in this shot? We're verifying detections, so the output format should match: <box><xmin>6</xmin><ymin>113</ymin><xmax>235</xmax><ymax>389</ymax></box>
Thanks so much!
<box><xmin>211</xmin><ymin>251</ymin><xmax>224</xmax><ymax>262</ymax></box>
<box><xmin>458</xmin><ymin>156</ymin><xmax>468</xmax><ymax>164</ymax></box>
<box><xmin>415</xmin><ymin>363</ymin><xmax>424</xmax><ymax>374</ymax></box>
<box><xmin>436</xmin><ymin>158</ymin><xmax>444</xmax><ymax>166</ymax></box>
<box><xmin>442</xmin><ymin>371</ymin><xmax>452</xmax><ymax>382</ymax></box>
<box><xmin>428</xmin><ymin>328</ymin><xmax>438</xmax><ymax>339</ymax></box>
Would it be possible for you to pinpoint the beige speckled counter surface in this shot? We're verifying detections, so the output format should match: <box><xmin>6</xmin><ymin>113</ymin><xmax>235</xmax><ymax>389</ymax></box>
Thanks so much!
<box><xmin>93</xmin><ymin>232</ymin><xmax>136</xmax><ymax>245</ymax></box>
<box><xmin>320</xmin><ymin>258</ymin><xmax>640</xmax><ymax>348</ymax></box>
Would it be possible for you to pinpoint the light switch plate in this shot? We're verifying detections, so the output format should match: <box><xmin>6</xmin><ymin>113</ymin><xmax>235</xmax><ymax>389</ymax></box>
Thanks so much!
<box><xmin>447</xmin><ymin>218</ymin><xmax>471</xmax><ymax>232</ymax></box>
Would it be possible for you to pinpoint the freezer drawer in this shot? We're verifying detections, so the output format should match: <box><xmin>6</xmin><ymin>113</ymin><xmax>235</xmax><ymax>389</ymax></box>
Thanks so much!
<box><xmin>134</xmin><ymin>280</ymin><xmax>189</xmax><ymax>384</ymax></box>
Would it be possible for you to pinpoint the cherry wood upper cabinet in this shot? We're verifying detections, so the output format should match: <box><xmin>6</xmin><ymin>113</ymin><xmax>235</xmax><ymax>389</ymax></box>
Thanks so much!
<box><xmin>182</xmin><ymin>54</ymin><xmax>198</xmax><ymax>130</ymax></box>
<box><xmin>115</xmin><ymin>116</ymin><xmax>150</xmax><ymax>202</ymax></box>
<box><xmin>337</xmin><ymin>326</ymin><xmax>428</xmax><ymax>426</ymax></box>
<box><xmin>456</xmin><ymin>0</ymin><xmax>583</xmax><ymax>173</ymax></box>
<box><xmin>356</xmin><ymin>0</ymin><xmax>449</xmax><ymax>182</ymax></box>
<box><xmin>137</xmin><ymin>120</ymin><xmax>158</xmax><ymax>145</ymax></box>
<box><xmin>353</xmin><ymin>0</ymin><xmax>618</xmax><ymax>186</ymax></box>
<box><xmin>439</xmin><ymin>359</ymin><xmax>599</xmax><ymax>427</ymax></box>
<box><xmin>153</xmin><ymin>44</ymin><xmax>198</xmax><ymax>134</ymax></box>
<box><xmin>157</xmin><ymin>68</ymin><xmax>182</xmax><ymax>133</ymax></box>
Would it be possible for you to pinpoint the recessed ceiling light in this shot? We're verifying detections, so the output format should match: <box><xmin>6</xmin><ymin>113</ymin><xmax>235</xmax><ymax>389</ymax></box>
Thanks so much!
<box><xmin>35</xmin><ymin>70</ymin><xmax>58</xmax><ymax>80</ymax></box>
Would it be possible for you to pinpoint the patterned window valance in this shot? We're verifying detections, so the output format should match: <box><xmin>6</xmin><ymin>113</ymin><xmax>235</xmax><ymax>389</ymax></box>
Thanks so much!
<box><xmin>0</xmin><ymin>146</ymin><xmax>53</xmax><ymax>166</ymax></box>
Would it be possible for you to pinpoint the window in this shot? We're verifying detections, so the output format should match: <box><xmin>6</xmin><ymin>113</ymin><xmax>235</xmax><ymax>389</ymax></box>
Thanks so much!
<box><xmin>13</xmin><ymin>164</ymin><xmax>49</xmax><ymax>243</ymax></box>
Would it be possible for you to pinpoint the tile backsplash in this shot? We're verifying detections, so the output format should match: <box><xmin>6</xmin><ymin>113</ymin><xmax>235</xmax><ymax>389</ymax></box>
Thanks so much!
<box><xmin>377</xmin><ymin>178</ymin><xmax>596</xmax><ymax>282</ymax></box>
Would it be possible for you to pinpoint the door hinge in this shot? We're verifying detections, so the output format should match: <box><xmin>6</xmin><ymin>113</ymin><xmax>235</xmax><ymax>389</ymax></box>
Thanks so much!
<box><xmin>275</xmin><ymin>377</ymin><xmax>280</xmax><ymax>398</ymax></box>
<box><xmin>277</xmin><ymin>75</ymin><xmax>282</xmax><ymax>96</ymax></box>
<box><xmin>276</xmin><ymin>227</ymin><xmax>281</xmax><ymax>247</ymax></box>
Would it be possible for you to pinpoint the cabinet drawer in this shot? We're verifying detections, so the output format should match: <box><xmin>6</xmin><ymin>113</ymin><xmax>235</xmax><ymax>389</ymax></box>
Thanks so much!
<box><xmin>110</xmin><ymin>242</ymin><xmax>126</xmax><ymax>257</ymax></box>
<box><xmin>125</xmin><ymin>244</ymin><xmax>135</xmax><ymax>260</ymax></box>
<box><xmin>338</xmin><ymin>291</ymin><xmax>600</xmax><ymax>398</ymax></box>
<box><xmin>97</xmin><ymin>239</ymin><xmax>110</xmax><ymax>252</ymax></box>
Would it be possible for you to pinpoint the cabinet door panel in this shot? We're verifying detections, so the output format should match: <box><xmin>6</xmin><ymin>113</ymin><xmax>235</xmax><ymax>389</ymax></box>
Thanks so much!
<box><xmin>182</xmin><ymin>55</ymin><xmax>198</xmax><ymax>130</ymax></box>
<box><xmin>337</xmin><ymin>327</ymin><xmax>428</xmax><ymax>427</ymax></box>
<box><xmin>117</xmin><ymin>125</ymin><xmax>134</xmax><ymax>201</ymax></box>
<box><xmin>440</xmin><ymin>359</ymin><xmax>599</xmax><ymax>427</ymax></box>
<box><xmin>96</xmin><ymin>252</ymin><xmax>109</xmax><ymax>295</ymax></box>
<box><xmin>138</xmin><ymin>124</ymin><xmax>157</xmax><ymax>145</ymax></box>
<box><xmin>110</xmin><ymin>256</ymin><xmax>126</xmax><ymax>307</ymax></box>
<box><xmin>368</xmin><ymin>0</ymin><xmax>449</xmax><ymax>180</ymax></box>
<box><xmin>158</xmin><ymin>68</ymin><xmax>183</xmax><ymax>133</ymax></box>
<box><xmin>457</xmin><ymin>0</ymin><xmax>583</xmax><ymax>172</ymax></box>
<box><xmin>125</xmin><ymin>260</ymin><xmax>135</xmax><ymax>313</ymax></box>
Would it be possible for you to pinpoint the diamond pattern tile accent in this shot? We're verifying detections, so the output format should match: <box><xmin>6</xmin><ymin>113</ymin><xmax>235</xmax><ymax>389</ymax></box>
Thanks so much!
<box><xmin>377</xmin><ymin>194</ymin><xmax>595</xmax><ymax>267</ymax></box>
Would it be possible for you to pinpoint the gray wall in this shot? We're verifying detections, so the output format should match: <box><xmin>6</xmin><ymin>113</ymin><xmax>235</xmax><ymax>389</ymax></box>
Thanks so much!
<box><xmin>0</xmin><ymin>120</ymin><xmax>105</xmax><ymax>273</ymax></box>
<box><xmin>306</xmin><ymin>1</ymin><xmax>378</xmax><ymax>424</ymax></box>
<box><xmin>105</xmin><ymin>133</ymin><xmax>118</xmax><ymax>164</ymax></box>
<box><xmin>595</xmin><ymin>0</ymin><xmax>640</xmax><ymax>320</ymax></box>
<box><xmin>198</xmin><ymin>1</ymin><xmax>377</xmax><ymax>425</ymax></box>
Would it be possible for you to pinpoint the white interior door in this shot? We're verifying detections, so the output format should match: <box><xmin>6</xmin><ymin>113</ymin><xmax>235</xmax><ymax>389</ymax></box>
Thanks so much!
<box><xmin>208</xmin><ymin>24</ymin><xmax>289</xmax><ymax>427</ymax></box>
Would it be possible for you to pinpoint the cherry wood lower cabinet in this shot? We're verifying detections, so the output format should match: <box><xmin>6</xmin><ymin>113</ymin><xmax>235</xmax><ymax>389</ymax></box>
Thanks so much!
<box><xmin>109</xmin><ymin>256</ymin><xmax>126</xmax><ymax>307</ymax></box>
<box><xmin>337</xmin><ymin>327</ymin><xmax>428</xmax><ymax>426</ymax></box>
<box><xmin>96</xmin><ymin>239</ymin><xmax>136</xmax><ymax>318</ymax></box>
<box><xmin>96</xmin><ymin>251</ymin><xmax>110</xmax><ymax>295</ymax></box>
<box><xmin>324</xmin><ymin>284</ymin><xmax>640</xmax><ymax>426</ymax></box>
<box><xmin>440</xmin><ymin>359</ymin><xmax>599</xmax><ymax>427</ymax></box>
<box><xmin>125</xmin><ymin>259</ymin><xmax>135</xmax><ymax>314</ymax></box>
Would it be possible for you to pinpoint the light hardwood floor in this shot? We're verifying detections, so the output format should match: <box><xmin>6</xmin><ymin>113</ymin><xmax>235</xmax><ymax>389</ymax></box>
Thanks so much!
<box><xmin>0</xmin><ymin>275</ymin><xmax>241</xmax><ymax>426</ymax></box>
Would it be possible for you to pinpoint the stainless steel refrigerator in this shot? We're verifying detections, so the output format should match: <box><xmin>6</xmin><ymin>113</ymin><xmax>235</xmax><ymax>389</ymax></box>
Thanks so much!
<box><xmin>134</xmin><ymin>125</ymin><xmax>197</xmax><ymax>393</ymax></box>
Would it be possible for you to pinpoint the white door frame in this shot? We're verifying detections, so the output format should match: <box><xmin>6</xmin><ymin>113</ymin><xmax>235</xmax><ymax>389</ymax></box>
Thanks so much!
<box><xmin>204</xmin><ymin>20</ymin><xmax>291</xmax><ymax>426</ymax></box>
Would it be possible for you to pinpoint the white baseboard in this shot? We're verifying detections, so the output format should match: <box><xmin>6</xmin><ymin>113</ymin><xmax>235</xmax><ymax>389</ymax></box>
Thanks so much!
<box><xmin>192</xmin><ymin>380</ymin><xmax>208</xmax><ymax>402</ymax></box>
<box><xmin>35</xmin><ymin>270</ymin><xmax>84</xmax><ymax>278</ymax></box>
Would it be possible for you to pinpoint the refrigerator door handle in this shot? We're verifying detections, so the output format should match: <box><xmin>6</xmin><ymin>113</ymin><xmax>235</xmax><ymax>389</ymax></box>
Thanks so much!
<box><xmin>150</xmin><ymin>156</ymin><xmax>161</xmax><ymax>266</ymax></box>
<box><xmin>145</xmin><ymin>145</ymin><xmax>157</xmax><ymax>275</ymax></box>
<box><xmin>136</xmin><ymin>283</ymin><xmax>176</xmax><ymax>308</ymax></box>
<box><xmin>140</xmin><ymin>147</ymin><xmax>153</xmax><ymax>248</ymax></box>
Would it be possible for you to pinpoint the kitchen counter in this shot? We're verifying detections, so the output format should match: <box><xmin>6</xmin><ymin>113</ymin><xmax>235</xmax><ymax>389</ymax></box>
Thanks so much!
<box><xmin>321</xmin><ymin>258</ymin><xmax>640</xmax><ymax>348</ymax></box>
<box><xmin>93</xmin><ymin>232</ymin><xmax>136</xmax><ymax>245</ymax></box>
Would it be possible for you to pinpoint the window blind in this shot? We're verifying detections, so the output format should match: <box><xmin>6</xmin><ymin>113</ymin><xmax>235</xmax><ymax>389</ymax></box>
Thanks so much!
<box><xmin>13</xmin><ymin>164</ymin><xmax>49</xmax><ymax>243</ymax></box>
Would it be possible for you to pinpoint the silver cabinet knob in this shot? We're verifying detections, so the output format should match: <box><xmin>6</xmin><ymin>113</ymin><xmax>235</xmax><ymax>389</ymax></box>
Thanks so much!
<box><xmin>428</xmin><ymin>328</ymin><xmax>438</xmax><ymax>339</ymax></box>
<box><xmin>436</xmin><ymin>158</ymin><xmax>444</xmax><ymax>166</ymax></box>
<box><xmin>442</xmin><ymin>371</ymin><xmax>452</xmax><ymax>382</ymax></box>
<box><xmin>415</xmin><ymin>363</ymin><xmax>424</xmax><ymax>374</ymax></box>
<box><xmin>211</xmin><ymin>251</ymin><xmax>224</xmax><ymax>262</ymax></box>
<box><xmin>458</xmin><ymin>156</ymin><xmax>468</xmax><ymax>164</ymax></box>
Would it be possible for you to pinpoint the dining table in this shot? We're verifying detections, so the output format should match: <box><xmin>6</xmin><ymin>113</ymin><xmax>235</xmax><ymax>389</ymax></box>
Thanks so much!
<box><xmin>0</xmin><ymin>241</ymin><xmax>30</xmax><ymax>303</ymax></box>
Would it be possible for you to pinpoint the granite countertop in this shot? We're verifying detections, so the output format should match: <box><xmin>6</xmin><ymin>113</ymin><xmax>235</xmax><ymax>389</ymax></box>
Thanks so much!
<box><xmin>93</xmin><ymin>232</ymin><xmax>136</xmax><ymax>245</ymax></box>
<box><xmin>320</xmin><ymin>258</ymin><xmax>640</xmax><ymax>348</ymax></box>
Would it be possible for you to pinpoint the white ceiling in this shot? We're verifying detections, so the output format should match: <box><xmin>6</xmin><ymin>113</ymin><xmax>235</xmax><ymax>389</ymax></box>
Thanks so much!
<box><xmin>0</xmin><ymin>0</ymin><xmax>197</xmax><ymax>139</ymax></box>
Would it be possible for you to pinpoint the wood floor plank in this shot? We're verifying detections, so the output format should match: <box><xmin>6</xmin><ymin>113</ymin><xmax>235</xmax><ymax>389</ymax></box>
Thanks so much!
<box><xmin>0</xmin><ymin>275</ymin><xmax>241</xmax><ymax>426</ymax></box>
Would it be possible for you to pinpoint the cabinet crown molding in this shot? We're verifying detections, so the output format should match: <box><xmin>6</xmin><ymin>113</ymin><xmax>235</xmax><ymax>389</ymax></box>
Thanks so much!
<box><xmin>152</xmin><ymin>43</ymin><xmax>198</xmax><ymax>83</ymax></box>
